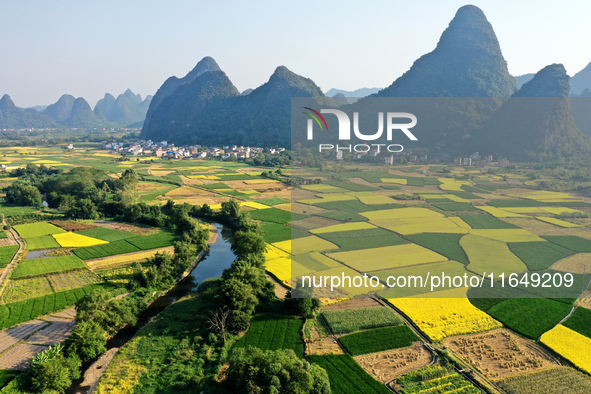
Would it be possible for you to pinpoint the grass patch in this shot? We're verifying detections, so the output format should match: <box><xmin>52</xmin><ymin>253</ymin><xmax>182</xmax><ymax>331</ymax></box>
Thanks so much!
<box><xmin>0</xmin><ymin>245</ymin><xmax>19</xmax><ymax>268</ymax></box>
<box><xmin>508</xmin><ymin>242</ymin><xmax>576</xmax><ymax>271</ymax></box>
<box><xmin>234</xmin><ymin>314</ymin><xmax>304</xmax><ymax>356</ymax></box>
<box><xmin>248</xmin><ymin>208</ymin><xmax>306</xmax><ymax>224</ymax></box>
<box><xmin>255</xmin><ymin>197</ymin><xmax>289</xmax><ymax>206</ymax></box>
<box><xmin>0</xmin><ymin>232</ymin><xmax>7</xmax><ymax>239</ymax></box>
<box><xmin>338</xmin><ymin>325</ymin><xmax>418</xmax><ymax>356</ymax></box>
<box><xmin>25</xmin><ymin>235</ymin><xmax>61</xmax><ymax>250</ymax></box>
<box><xmin>458</xmin><ymin>213</ymin><xmax>519</xmax><ymax>229</ymax></box>
<box><xmin>314</xmin><ymin>210</ymin><xmax>368</xmax><ymax>222</ymax></box>
<box><xmin>316</xmin><ymin>228</ymin><xmax>408</xmax><ymax>252</ymax></box>
<box><xmin>486</xmin><ymin>298</ymin><xmax>573</xmax><ymax>339</ymax></box>
<box><xmin>309</xmin><ymin>354</ymin><xmax>390</xmax><ymax>394</ymax></box>
<box><xmin>73</xmin><ymin>239</ymin><xmax>140</xmax><ymax>260</ymax></box>
<box><xmin>542</xmin><ymin>236</ymin><xmax>591</xmax><ymax>253</ymax></box>
<box><xmin>13</xmin><ymin>222</ymin><xmax>65</xmax><ymax>238</ymax></box>
<box><xmin>126</xmin><ymin>232</ymin><xmax>176</xmax><ymax>250</ymax></box>
<box><xmin>322</xmin><ymin>307</ymin><xmax>403</xmax><ymax>334</ymax></box>
<box><xmin>76</xmin><ymin>227</ymin><xmax>136</xmax><ymax>242</ymax></box>
<box><xmin>405</xmin><ymin>233</ymin><xmax>469</xmax><ymax>265</ymax></box>
<box><xmin>563</xmin><ymin>307</ymin><xmax>591</xmax><ymax>339</ymax></box>
<box><xmin>11</xmin><ymin>255</ymin><xmax>86</xmax><ymax>279</ymax></box>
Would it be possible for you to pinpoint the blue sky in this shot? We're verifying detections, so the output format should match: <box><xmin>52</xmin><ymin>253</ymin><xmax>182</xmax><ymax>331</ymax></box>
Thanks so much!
<box><xmin>1</xmin><ymin>0</ymin><xmax>590</xmax><ymax>107</ymax></box>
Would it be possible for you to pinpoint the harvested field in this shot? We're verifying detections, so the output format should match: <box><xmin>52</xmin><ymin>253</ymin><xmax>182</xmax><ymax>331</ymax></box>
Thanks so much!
<box><xmin>102</xmin><ymin>222</ymin><xmax>158</xmax><ymax>235</ymax></box>
<box><xmin>0</xmin><ymin>320</ymin><xmax>49</xmax><ymax>354</ymax></box>
<box><xmin>2</xmin><ymin>276</ymin><xmax>53</xmax><ymax>303</ymax></box>
<box><xmin>306</xmin><ymin>331</ymin><xmax>345</xmax><ymax>356</ymax></box>
<box><xmin>354</xmin><ymin>343</ymin><xmax>432</xmax><ymax>382</ymax></box>
<box><xmin>26</xmin><ymin>317</ymin><xmax>76</xmax><ymax>345</ymax></box>
<box><xmin>52</xmin><ymin>307</ymin><xmax>76</xmax><ymax>320</ymax></box>
<box><xmin>290</xmin><ymin>216</ymin><xmax>341</xmax><ymax>231</ymax></box>
<box><xmin>48</xmin><ymin>270</ymin><xmax>103</xmax><ymax>292</ymax></box>
<box><xmin>444</xmin><ymin>329</ymin><xmax>558</xmax><ymax>380</ymax></box>
<box><xmin>497</xmin><ymin>366</ymin><xmax>591</xmax><ymax>394</ymax></box>
<box><xmin>50</xmin><ymin>220</ymin><xmax>96</xmax><ymax>232</ymax></box>
<box><xmin>551</xmin><ymin>253</ymin><xmax>591</xmax><ymax>274</ymax></box>
<box><xmin>0</xmin><ymin>343</ymin><xmax>48</xmax><ymax>370</ymax></box>
<box><xmin>576</xmin><ymin>291</ymin><xmax>591</xmax><ymax>310</ymax></box>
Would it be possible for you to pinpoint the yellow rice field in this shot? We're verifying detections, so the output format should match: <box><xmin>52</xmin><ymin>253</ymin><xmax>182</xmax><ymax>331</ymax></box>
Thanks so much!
<box><xmin>371</xmin><ymin>216</ymin><xmax>471</xmax><ymax>235</ymax></box>
<box><xmin>535</xmin><ymin>216</ymin><xmax>581</xmax><ymax>228</ymax></box>
<box><xmin>380</xmin><ymin>178</ymin><xmax>407</xmax><ymax>184</ymax></box>
<box><xmin>438</xmin><ymin>178</ymin><xmax>471</xmax><ymax>191</ymax></box>
<box><xmin>362</xmin><ymin>207</ymin><xmax>443</xmax><ymax>221</ymax></box>
<box><xmin>468</xmin><ymin>229</ymin><xmax>545</xmax><ymax>242</ymax></box>
<box><xmin>310</xmin><ymin>222</ymin><xmax>376</xmax><ymax>234</ymax></box>
<box><xmin>240</xmin><ymin>201</ymin><xmax>270</xmax><ymax>210</ymax></box>
<box><xmin>328</xmin><ymin>243</ymin><xmax>448</xmax><ymax>272</ymax></box>
<box><xmin>460</xmin><ymin>234</ymin><xmax>527</xmax><ymax>276</ymax></box>
<box><xmin>86</xmin><ymin>247</ymin><xmax>175</xmax><ymax>270</ymax></box>
<box><xmin>53</xmin><ymin>233</ymin><xmax>109</xmax><ymax>248</ymax></box>
<box><xmin>243</xmin><ymin>179</ymin><xmax>281</xmax><ymax>185</ymax></box>
<box><xmin>276</xmin><ymin>236</ymin><xmax>339</xmax><ymax>254</ymax></box>
<box><xmin>476</xmin><ymin>206</ymin><xmax>527</xmax><ymax>218</ymax></box>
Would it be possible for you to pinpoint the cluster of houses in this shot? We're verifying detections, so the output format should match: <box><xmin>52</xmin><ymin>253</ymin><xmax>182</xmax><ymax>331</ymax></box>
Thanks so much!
<box><xmin>103</xmin><ymin>140</ymin><xmax>285</xmax><ymax>160</ymax></box>
<box><xmin>453</xmin><ymin>152</ymin><xmax>509</xmax><ymax>167</ymax></box>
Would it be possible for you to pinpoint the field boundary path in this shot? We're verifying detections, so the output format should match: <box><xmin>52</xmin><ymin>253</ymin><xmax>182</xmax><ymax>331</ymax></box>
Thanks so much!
<box><xmin>0</xmin><ymin>220</ymin><xmax>25</xmax><ymax>298</ymax></box>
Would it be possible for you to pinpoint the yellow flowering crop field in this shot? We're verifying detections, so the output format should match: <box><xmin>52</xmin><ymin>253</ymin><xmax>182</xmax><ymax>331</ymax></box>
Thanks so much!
<box><xmin>535</xmin><ymin>216</ymin><xmax>581</xmax><ymax>228</ymax></box>
<box><xmin>389</xmin><ymin>295</ymin><xmax>502</xmax><ymax>341</ymax></box>
<box><xmin>460</xmin><ymin>234</ymin><xmax>527</xmax><ymax>276</ymax></box>
<box><xmin>476</xmin><ymin>206</ymin><xmax>527</xmax><ymax>218</ymax></box>
<box><xmin>468</xmin><ymin>229</ymin><xmax>545</xmax><ymax>243</ymax></box>
<box><xmin>53</xmin><ymin>232</ymin><xmax>109</xmax><ymax>248</ymax></box>
<box><xmin>310</xmin><ymin>222</ymin><xmax>376</xmax><ymax>234</ymax></box>
<box><xmin>541</xmin><ymin>325</ymin><xmax>591</xmax><ymax>374</ymax></box>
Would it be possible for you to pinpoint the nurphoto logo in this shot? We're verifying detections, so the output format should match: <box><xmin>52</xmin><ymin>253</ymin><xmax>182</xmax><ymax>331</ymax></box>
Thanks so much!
<box><xmin>303</xmin><ymin>107</ymin><xmax>418</xmax><ymax>153</ymax></box>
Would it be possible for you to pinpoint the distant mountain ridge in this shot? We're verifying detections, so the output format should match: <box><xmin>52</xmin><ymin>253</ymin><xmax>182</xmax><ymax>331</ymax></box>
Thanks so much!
<box><xmin>41</xmin><ymin>95</ymin><xmax>111</xmax><ymax>128</ymax></box>
<box><xmin>0</xmin><ymin>95</ymin><xmax>55</xmax><ymax>128</ymax></box>
<box><xmin>95</xmin><ymin>89</ymin><xmax>151</xmax><ymax>126</ymax></box>
<box><xmin>570</xmin><ymin>62</ymin><xmax>591</xmax><ymax>94</ymax></box>
<box><xmin>141</xmin><ymin>62</ymin><xmax>325</xmax><ymax>146</ymax></box>
<box><xmin>325</xmin><ymin>88</ymin><xmax>380</xmax><ymax>97</ymax></box>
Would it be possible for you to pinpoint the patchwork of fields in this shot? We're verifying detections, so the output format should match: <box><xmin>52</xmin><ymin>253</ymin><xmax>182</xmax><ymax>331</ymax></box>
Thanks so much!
<box><xmin>2</xmin><ymin>148</ymin><xmax>591</xmax><ymax>392</ymax></box>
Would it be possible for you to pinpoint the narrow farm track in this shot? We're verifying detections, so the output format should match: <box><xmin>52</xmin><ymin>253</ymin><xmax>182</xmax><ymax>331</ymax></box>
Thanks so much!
<box><xmin>0</xmin><ymin>221</ymin><xmax>25</xmax><ymax>297</ymax></box>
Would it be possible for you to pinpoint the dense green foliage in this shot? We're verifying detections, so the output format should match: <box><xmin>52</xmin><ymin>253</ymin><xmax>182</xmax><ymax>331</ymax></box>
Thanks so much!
<box><xmin>338</xmin><ymin>325</ymin><xmax>419</xmax><ymax>356</ymax></box>
<box><xmin>322</xmin><ymin>307</ymin><xmax>404</xmax><ymax>334</ymax></box>
<box><xmin>397</xmin><ymin>364</ymin><xmax>480</xmax><ymax>394</ymax></box>
<box><xmin>225</xmin><ymin>348</ymin><xmax>330</xmax><ymax>394</ymax></box>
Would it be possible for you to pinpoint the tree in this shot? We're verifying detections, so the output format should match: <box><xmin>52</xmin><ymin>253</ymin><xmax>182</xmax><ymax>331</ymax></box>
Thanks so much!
<box><xmin>220</xmin><ymin>199</ymin><xmax>241</xmax><ymax>223</ymax></box>
<box><xmin>65</xmin><ymin>321</ymin><xmax>107</xmax><ymax>362</ymax></box>
<box><xmin>66</xmin><ymin>198</ymin><xmax>99</xmax><ymax>219</ymax></box>
<box><xmin>225</xmin><ymin>348</ymin><xmax>330</xmax><ymax>394</ymax></box>
<box><xmin>5</xmin><ymin>183</ymin><xmax>42</xmax><ymax>206</ymax></box>
<box><xmin>232</xmin><ymin>231</ymin><xmax>267</xmax><ymax>256</ymax></box>
<box><xmin>208</xmin><ymin>308</ymin><xmax>231</xmax><ymax>344</ymax></box>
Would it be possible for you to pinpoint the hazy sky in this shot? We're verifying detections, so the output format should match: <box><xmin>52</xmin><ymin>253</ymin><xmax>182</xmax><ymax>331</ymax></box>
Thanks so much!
<box><xmin>1</xmin><ymin>0</ymin><xmax>590</xmax><ymax>107</ymax></box>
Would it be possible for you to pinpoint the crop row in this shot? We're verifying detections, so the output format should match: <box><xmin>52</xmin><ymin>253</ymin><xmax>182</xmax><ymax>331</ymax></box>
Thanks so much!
<box><xmin>11</xmin><ymin>254</ymin><xmax>86</xmax><ymax>279</ymax></box>
<box><xmin>308</xmin><ymin>354</ymin><xmax>390</xmax><ymax>394</ymax></box>
<box><xmin>322</xmin><ymin>307</ymin><xmax>403</xmax><ymax>334</ymax></box>
<box><xmin>0</xmin><ymin>283</ymin><xmax>114</xmax><ymax>330</ymax></box>
<box><xmin>234</xmin><ymin>314</ymin><xmax>304</xmax><ymax>355</ymax></box>
<box><xmin>0</xmin><ymin>245</ymin><xmax>19</xmax><ymax>268</ymax></box>
<box><xmin>338</xmin><ymin>325</ymin><xmax>419</xmax><ymax>356</ymax></box>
